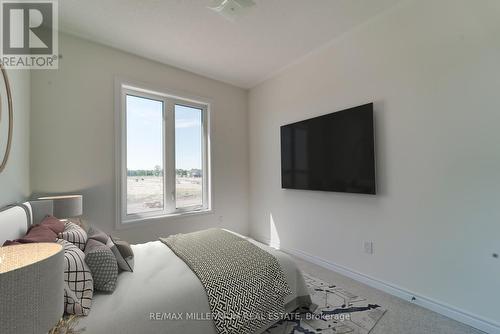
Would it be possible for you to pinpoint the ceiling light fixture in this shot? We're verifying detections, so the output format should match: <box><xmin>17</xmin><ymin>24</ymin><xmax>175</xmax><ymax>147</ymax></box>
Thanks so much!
<box><xmin>208</xmin><ymin>0</ymin><xmax>256</xmax><ymax>21</ymax></box>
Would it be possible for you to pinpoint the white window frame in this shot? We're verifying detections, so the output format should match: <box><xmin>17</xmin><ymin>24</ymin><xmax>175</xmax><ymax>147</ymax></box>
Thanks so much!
<box><xmin>115</xmin><ymin>80</ymin><xmax>212</xmax><ymax>228</ymax></box>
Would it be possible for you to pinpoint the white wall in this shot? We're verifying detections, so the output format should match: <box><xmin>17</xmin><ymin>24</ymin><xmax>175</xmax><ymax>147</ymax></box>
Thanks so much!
<box><xmin>0</xmin><ymin>69</ymin><xmax>30</xmax><ymax>207</ymax></box>
<box><xmin>249</xmin><ymin>0</ymin><xmax>500</xmax><ymax>327</ymax></box>
<box><xmin>31</xmin><ymin>34</ymin><xmax>249</xmax><ymax>243</ymax></box>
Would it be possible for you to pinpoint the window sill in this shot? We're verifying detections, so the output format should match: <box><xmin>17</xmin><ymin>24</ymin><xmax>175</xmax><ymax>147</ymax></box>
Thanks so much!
<box><xmin>116</xmin><ymin>209</ymin><xmax>213</xmax><ymax>230</ymax></box>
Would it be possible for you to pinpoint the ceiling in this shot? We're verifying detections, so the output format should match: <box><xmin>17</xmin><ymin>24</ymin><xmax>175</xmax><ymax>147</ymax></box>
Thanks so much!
<box><xmin>59</xmin><ymin>0</ymin><xmax>401</xmax><ymax>89</ymax></box>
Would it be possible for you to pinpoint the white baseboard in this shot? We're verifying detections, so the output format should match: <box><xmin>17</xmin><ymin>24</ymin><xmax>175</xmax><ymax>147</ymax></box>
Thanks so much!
<box><xmin>254</xmin><ymin>235</ymin><xmax>500</xmax><ymax>334</ymax></box>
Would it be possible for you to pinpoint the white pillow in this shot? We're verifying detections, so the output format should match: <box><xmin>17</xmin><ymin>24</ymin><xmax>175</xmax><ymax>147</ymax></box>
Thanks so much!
<box><xmin>58</xmin><ymin>222</ymin><xmax>88</xmax><ymax>251</ymax></box>
<box><xmin>57</xmin><ymin>239</ymin><xmax>93</xmax><ymax>315</ymax></box>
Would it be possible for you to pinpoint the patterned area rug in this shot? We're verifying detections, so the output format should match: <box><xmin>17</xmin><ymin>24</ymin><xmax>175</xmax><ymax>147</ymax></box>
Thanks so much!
<box><xmin>265</xmin><ymin>273</ymin><xmax>386</xmax><ymax>334</ymax></box>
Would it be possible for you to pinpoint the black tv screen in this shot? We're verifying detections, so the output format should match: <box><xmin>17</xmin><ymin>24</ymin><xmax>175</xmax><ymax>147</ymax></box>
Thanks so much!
<box><xmin>281</xmin><ymin>103</ymin><xmax>376</xmax><ymax>194</ymax></box>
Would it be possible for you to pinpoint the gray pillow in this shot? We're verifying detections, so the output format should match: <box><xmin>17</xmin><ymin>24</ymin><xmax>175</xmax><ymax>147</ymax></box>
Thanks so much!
<box><xmin>87</xmin><ymin>225</ymin><xmax>109</xmax><ymax>244</ymax></box>
<box><xmin>86</xmin><ymin>225</ymin><xmax>133</xmax><ymax>272</ymax></box>
<box><xmin>84</xmin><ymin>238</ymin><xmax>118</xmax><ymax>292</ymax></box>
<box><xmin>115</xmin><ymin>239</ymin><xmax>134</xmax><ymax>258</ymax></box>
<box><xmin>111</xmin><ymin>236</ymin><xmax>134</xmax><ymax>272</ymax></box>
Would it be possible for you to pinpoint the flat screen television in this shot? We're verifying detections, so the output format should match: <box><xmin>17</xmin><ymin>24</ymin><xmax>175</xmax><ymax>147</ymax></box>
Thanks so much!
<box><xmin>281</xmin><ymin>103</ymin><xmax>376</xmax><ymax>194</ymax></box>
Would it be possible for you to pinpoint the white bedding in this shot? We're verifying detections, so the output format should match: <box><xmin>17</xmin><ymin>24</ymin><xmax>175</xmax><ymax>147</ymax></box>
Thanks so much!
<box><xmin>77</xmin><ymin>234</ymin><xmax>309</xmax><ymax>334</ymax></box>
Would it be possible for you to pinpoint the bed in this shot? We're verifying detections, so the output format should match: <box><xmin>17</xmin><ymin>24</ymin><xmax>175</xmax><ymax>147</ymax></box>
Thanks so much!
<box><xmin>0</xmin><ymin>201</ymin><xmax>311</xmax><ymax>334</ymax></box>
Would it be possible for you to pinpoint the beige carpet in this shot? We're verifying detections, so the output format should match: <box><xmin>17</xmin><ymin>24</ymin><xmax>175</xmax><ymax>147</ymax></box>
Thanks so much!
<box><xmin>292</xmin><ymin>256</ymin><xmax>485</xmax><ymax>334</ymax></box>
<box><xmin>265</xmin><ymin>273</ymin><xmax>386</xmax><ymax>333</ymax></box>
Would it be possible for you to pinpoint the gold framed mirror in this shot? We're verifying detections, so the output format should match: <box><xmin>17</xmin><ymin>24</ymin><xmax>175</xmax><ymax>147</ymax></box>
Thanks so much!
<box><xmin>0</xmin><ymin>64</ymin><xmax>13</xmax><ymax>173</ymax></box>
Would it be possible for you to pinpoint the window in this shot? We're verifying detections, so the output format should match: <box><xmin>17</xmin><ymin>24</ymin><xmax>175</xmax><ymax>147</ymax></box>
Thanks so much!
<box><xmin>117</xmin><ymin>83</ymin><xmax>210</xmax><ymax>225</ymax></box>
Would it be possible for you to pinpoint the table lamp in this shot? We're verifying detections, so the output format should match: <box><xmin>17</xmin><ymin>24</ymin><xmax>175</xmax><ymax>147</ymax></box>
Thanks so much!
<box><xmin>0</xmin><ymin>243</ymin><xmax>64</xmax><ymax>333</ymax></box>
<box><xmin>37</xmin><ymin>195</ymin><xmax>83</xmax><ymax>219</ymax></box>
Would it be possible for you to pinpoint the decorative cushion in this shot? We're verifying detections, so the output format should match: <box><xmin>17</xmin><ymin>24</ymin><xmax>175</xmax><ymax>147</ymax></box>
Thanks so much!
<box><xmin>87</xmin><ymin>225</ymin><xmax>109</xmax><ymax>244</ymax></box>
<box><xmin>3</xmin><ymin>224</ymin><xmax>57</xmax><ymax>246</ymax></box>
<box><xmin>113</xmin><ymin>238</ymin><xmax>134</xmax><ymax>258</ymax></box>
<box><xmin>2</xmin><ymin>240</ymin><xmax>21</xmax><ymax>246</ymax></box>
<box><xmin>40</xmin><ymin>215</ymin><xmax>65</xmax><ymax>234</ymax></box>
<box><xmin>25</xmin><ymin>224</ymin><xmax>58</xmax><ymax>242</ymax></box>
<box><xmin>57</xmin><ymin>239</ymin><xmax>93</xmax><ymax>316</ymax></box>
<box><xmin>59</xmin><ymin>222</ymin><xmax>88</xmax><ymax>250</ymax></box>
<box><xmin>84</xmin><ymin>239</ymin><xmax>118</xmax><ymax>292</ymax></box>
<box><xmin>70</xmin><ymin>217</ymin><xmax>89</xmax><ymax>232</ymax></box>
<box><xmin>87</xmin><ymin>225</ymin><xmax>133</xmax><ymax>272</ymax></box>
<box><xmin>111</xmin><ymin>237</ymin><xmax>134</xmax><ymax>272</ymax></box>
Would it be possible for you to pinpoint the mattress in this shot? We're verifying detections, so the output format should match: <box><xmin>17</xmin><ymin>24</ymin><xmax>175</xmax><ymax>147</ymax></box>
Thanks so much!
<box><xmin>77</xmin><ymin>233</ymin><xmax>309</xmax><ymax>334</ymax></box>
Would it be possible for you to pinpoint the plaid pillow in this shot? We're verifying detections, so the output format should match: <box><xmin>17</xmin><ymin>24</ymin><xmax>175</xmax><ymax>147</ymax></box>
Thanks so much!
<box><xmin>57</xmin><ymin>239</ymin><xmax>94</xmax><ymax>315</ymax></box>
<box><xmin>59</xmin><ymin>222</ymin><xmax>88</xmax><ymax>250</ymax></box>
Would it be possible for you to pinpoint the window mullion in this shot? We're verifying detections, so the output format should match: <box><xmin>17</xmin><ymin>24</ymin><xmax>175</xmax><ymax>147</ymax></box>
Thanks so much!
<box><xmin>121</xmin><ymin>89</ymin><xmax>128</xmax><ymax>220</ymax></box>
<box><xmin>164</xmin><ymin>99</ymin><xmax>176</xmax><ymax>213</ymax></box>
<box><xmin>202</xmin><ymin>105</ymin><xmax>209</xmax><ymax>210</ymax></box>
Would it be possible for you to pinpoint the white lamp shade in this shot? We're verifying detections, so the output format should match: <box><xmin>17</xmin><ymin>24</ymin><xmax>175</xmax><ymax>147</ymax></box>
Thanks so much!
<box><xmin>38</xmin><ymin>195</ymin><xmax>83</xmax><ymax>218</ymax></box>
<box><xmin>0</xmin><ymin>243</ymin><xmax>64</xmax><ymax>333</ymax></box>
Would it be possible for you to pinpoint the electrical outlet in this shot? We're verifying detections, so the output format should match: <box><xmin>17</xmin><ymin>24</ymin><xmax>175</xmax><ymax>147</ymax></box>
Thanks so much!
<box><xmin>363</xmin><ymin>241</ymin><xmax>374</xmax><ymax>254</ymax></box>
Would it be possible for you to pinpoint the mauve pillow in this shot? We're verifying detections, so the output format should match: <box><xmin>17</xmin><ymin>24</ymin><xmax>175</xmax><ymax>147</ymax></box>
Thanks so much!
<box><xmin>2</xmin><ymin>240</ymin><xmax>21</xmax><ymax>246</ymax></box>
<box><xmin>2</xmin><ymin>224</ymin><xmax>57</xmax><ymax>246</ymax></box>
<box><xmin>40</xmin><ymin>215</ymin><xmax>65</xmax><ymax>234</ymax></box>
<box><xmin>23</xmin><ymin>224</ymin><xmax>58</xmax><ymax>242</ymax></box>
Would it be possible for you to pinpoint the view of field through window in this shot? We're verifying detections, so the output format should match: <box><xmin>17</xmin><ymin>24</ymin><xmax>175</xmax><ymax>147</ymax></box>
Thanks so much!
<box><xmin>175</xmin><ymin>104</ymin><xmax>203</xmax><ymax>208</ymax></box>
<box><xmin>126</xmin><ymin>95</ymin><xmax>203</xmax><ymax>215</ymax></box>
<box><xmin>126</xmin><ymin>95</ymin><xmax>164</xmax><ymax>214</ymax></box>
